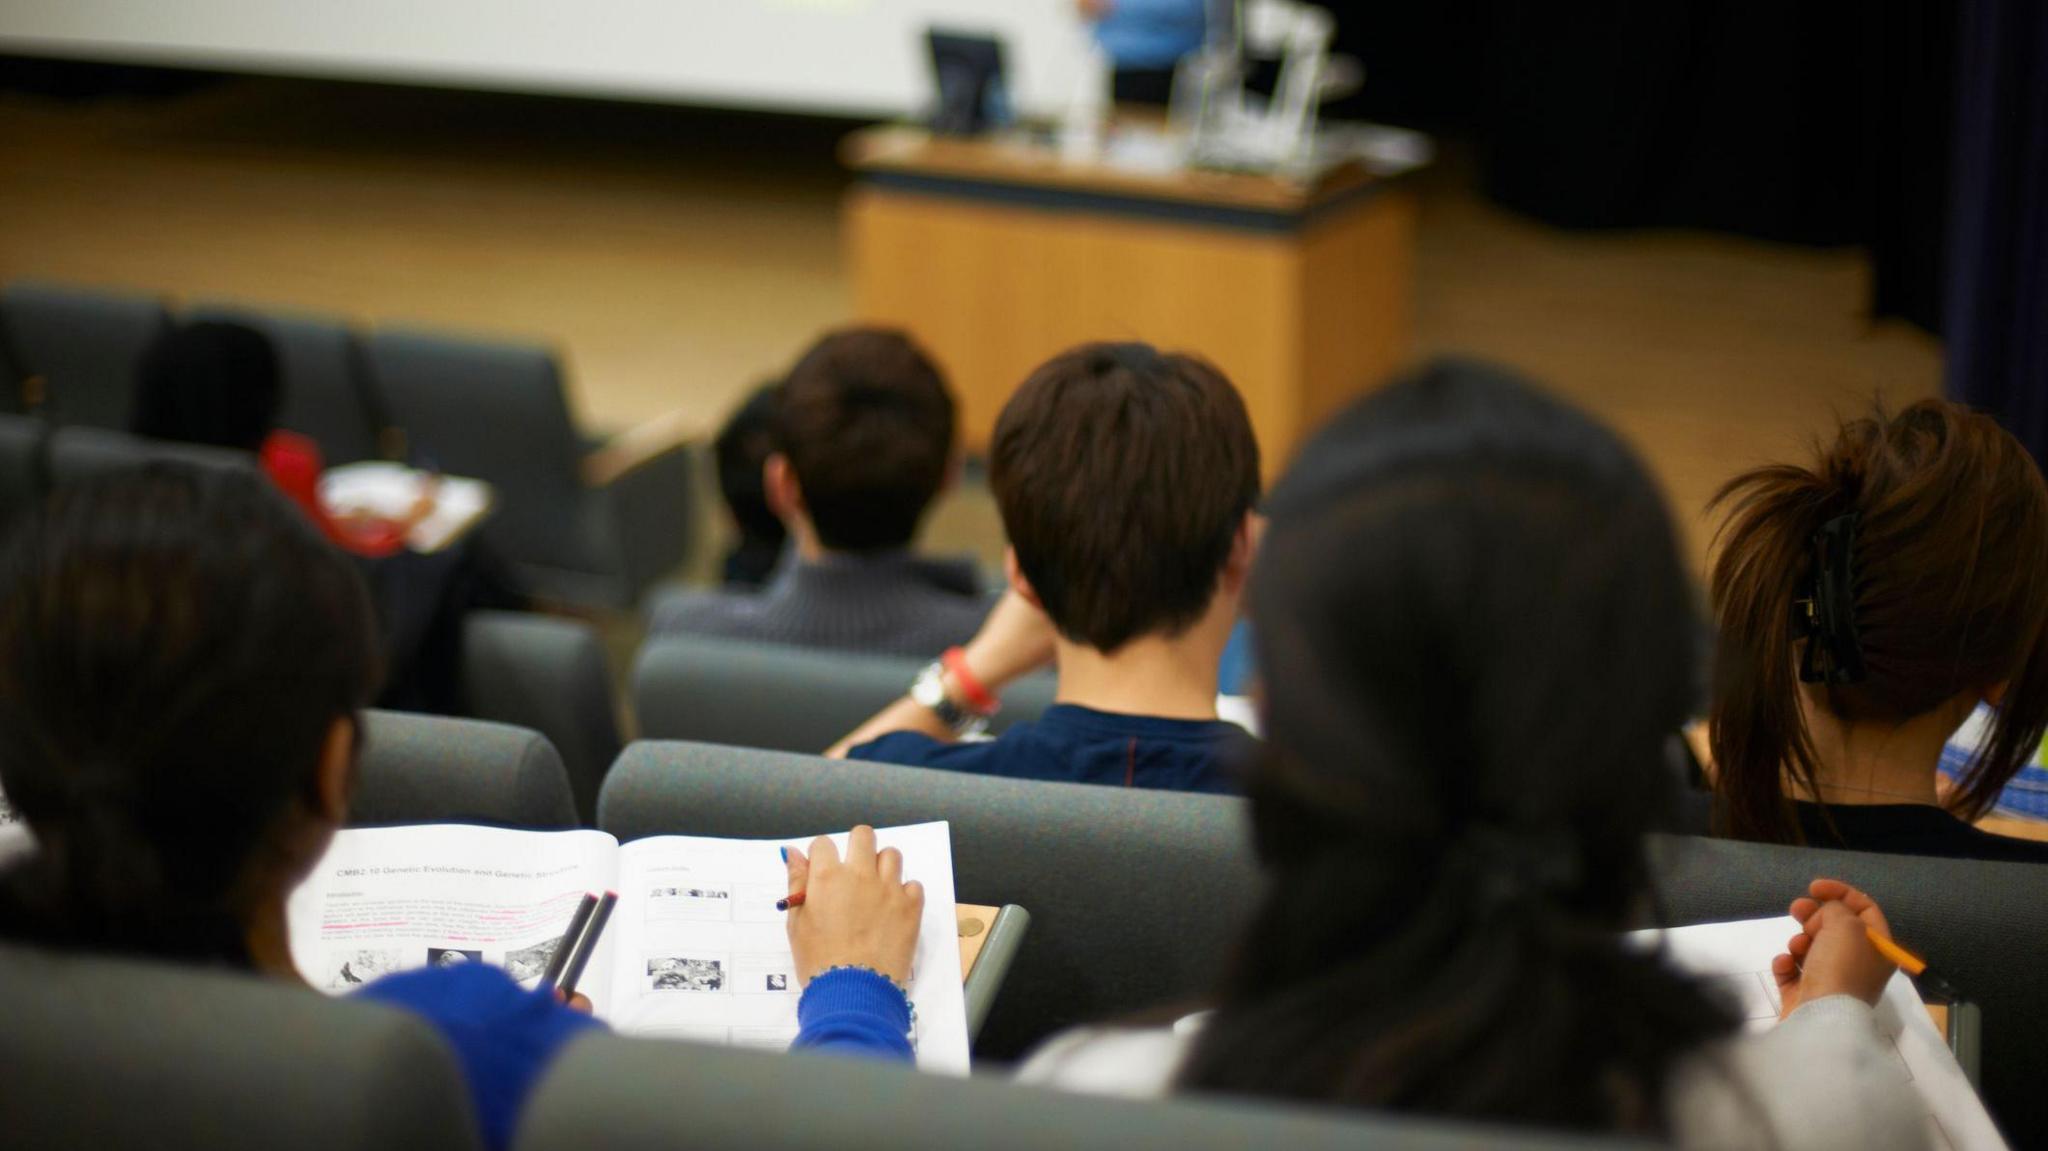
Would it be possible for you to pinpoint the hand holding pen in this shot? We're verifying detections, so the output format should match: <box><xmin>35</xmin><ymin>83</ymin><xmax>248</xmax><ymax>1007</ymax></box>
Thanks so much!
<box><xmin>779</xmin><ymin>825</ymin><xmax>925</xmax><ymax>987</ymax></box>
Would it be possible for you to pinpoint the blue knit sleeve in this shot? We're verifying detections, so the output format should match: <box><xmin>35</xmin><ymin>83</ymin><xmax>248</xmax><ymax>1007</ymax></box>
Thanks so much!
<box><xmin>356</xmin><ymin>964</ymin><xmax>603</xmax><ymax>1151</ymax></box>
<box><xmin>791</xmin><ymin>966</ymin><xmax>915</xmax><ymax>1061</ymax></box>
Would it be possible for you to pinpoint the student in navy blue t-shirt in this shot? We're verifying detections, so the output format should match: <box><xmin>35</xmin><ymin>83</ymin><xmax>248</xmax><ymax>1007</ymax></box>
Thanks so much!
<box><xmin>829</xmin><ymin>342</ymin><xmax>1260</xmax><ymax>794</ymax></box>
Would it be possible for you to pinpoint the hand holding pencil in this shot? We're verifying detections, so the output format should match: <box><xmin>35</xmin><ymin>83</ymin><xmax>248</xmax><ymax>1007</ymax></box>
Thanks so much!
<box><xmin>1772</xmin><ymin>878</ymin><xmax>1899</xmax><ymax>1019</ymax></box>
<box><xmin>781</xmin><ymin>825</ymin><xmax>925</xmax><ymax>987</ymax></box>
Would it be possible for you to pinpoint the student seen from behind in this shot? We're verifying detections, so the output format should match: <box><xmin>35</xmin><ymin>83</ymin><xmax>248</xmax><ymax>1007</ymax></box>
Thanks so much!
<box><xmin>1016</xmin><ymin>361</ymin><xmax>1927</xmax><ymax>1149</ymax></box>
<box><xmin>0</xmin><ymin>466</ymin><xmax>927</xmax><ymax>1151</ymax></box>
<box><xmin>649</xmin><ymin>328</ymin><xmax>989</xmax><ymax>657</ymax></box>
<box><xmin>1707</xmin><ymin>398</ymin><xmax>2048</xmax><ymax>863</ymax></box>
<box><xmin>710</xmin><ymin>380</ymin><xmax>790</xmax><ymax>589</ymax></box>
<box><xmin>829</xmin><ymin>342</ymin><xmax>1259</xmax><ymax>794</ymax></box>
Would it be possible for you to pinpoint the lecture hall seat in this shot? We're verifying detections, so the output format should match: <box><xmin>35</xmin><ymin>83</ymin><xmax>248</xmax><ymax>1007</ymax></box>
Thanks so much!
<box><xmin>361</xmin><ymin>328</ymin><xmax>696</xmax><ymax>609</ymax></box>
<box><xmin>516</xmin><ymin>1037</ymin><xmax>1639</xmax><ymax>1151</ymax></box>
<box><xmin>461</xmin><ymin>611</ymin><xmax>623</xmax><ymax>825</ymax></box>
<box><xmin>0</xmin><ymin>281</ymin><xmax>172</xmax><ymax>430</ymax></box>
<box><xmin>631</xmin><ymin>635</ymin><xmax>1056</xmax><ymax>754</ymax></box>
<box><xmin>0</xmin><ymin>942</ymin><xmax>482</xmax><ymax>1151</ymax></box>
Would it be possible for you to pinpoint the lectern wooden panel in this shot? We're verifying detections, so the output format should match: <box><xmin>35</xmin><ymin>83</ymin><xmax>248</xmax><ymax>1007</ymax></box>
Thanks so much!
<box><xmin>843</xmin><ymin>127</ymin><xmax>1418</xmax><ymax>476</ymax></box>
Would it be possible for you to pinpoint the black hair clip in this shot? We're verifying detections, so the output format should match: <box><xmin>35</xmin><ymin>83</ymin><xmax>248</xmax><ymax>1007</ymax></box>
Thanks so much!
<box><xmin>1792</xmin><ymin>513</ymin><xmax>1867</xmax><ymax>685</ymax></box>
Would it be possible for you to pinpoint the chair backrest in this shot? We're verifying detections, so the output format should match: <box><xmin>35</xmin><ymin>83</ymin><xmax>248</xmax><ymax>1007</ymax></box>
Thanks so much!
<box><xmin>188</xmin><ymin>304</ymin><xmax>384</xmax><ymax>465</ymax></box>
<box><xmin>46</xmin><ymin>425</ymin><xmax>259</xmax><ymax>489</ymax></box>
<box><xmin>362</xmin><ymin>328</ymin><xmax>602</xmax><ymax>575</ymax></box>
<box><xmin>516</xmin><ymin>1035</ymin><xmax>1633</xmax><ymax>1151</ymax></box>
<box><xmin>353</xmin><ymin>709</ymin><xmax>577</xmax><ymax>829</ymax></box>
<box><xmin>462</xmin><ymin>611</ymin><xmax>622</xmax><ymax>825</ymax></box>
<box><xmin>632</xmin><ymin>636</ymin><xmax>1057</xmax><ymax>754</ymax></box>
<box><xmin>1651</xmin><ymin>834</ymin><xmax>2048</xmax><ymax>1147</ymax></box>
<box><xmin>1</xmin><ymin>281</ymin><xmax>171</xmax><ymax>429</ymax></box>
<box><xmin>597</xmin><ymin>742</ymin><xmax>1258</xmax><ymax>1059</ymax></box>
<box><xmin>0</xmin><ymin>941</ymin><xmax>481</xmax><ymax>1151</ymax></box>
<box><xmin>0</xmin><ymin>412</ymin><xmax>49</xmax><ymax>528</ymax></box>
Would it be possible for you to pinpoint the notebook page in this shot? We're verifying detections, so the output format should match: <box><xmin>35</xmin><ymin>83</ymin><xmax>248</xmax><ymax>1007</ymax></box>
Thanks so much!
<box><xmin>609</xmin><ymin>821</ymin><xmax>969</xmax><ymax>1073</ymax></box>
<box><xmin>1633</xmin><ymin>916</ymin><xmax>2007</xmax><ymax>1151</ymax></box>
<box><xmin>287</xmin><ymin>825</ymin><xmax>624</xmax><ymax>1009</ymax></box>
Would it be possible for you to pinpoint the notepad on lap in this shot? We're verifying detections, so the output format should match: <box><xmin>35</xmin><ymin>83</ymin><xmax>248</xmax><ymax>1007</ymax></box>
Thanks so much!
<box><xmin>286</xmin><ymin>822</ymin><xmax>970</xmax><ymax>1072</ymax></box>
<box><xmin>1634</xmin><ymin>917</ymin><xmax>2005</xmax><ymax>1151</ymax></box>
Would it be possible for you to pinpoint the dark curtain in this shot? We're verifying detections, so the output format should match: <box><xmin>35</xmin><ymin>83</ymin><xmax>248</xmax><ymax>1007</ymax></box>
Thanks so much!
<box><xmin>1944</xmin><ymin>0</ymin><xmax>2048</xmax><ymax>461</ymax></box>
<box><xmin>1323</xmin><ymin>1</ymin><xmax>1957</xmax><ymax>332</ymax></box>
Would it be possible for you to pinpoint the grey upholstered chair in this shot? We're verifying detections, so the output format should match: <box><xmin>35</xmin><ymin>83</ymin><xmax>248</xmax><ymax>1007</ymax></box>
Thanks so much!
<box><xmin>45</xmin><ymin>426</ymin><xmax>257</xmax><ymax>488</ymax></box>
<box><xmin>0</xmin><ymin>942</ymin><xmax>481</xmax><ymax>1151</ymax></box>
<box><xmin>0</xmin><ymin>413</ymin><xmax>48</xmax><ymax>527</ymax></box>
<box><xmin>596</xmin><ymin>742</ymin><xmax>1259</xmax><ymax>1060</ymax></box>
<box><xmin>516</xmin><ymin>1037</ymin><xmax>1636</xmax><ymax>1151</ymax></box>
<box><xmin>362</xmin><ymin>328</ymin><xmax>695</xmax><ymax>608</ymax></box>
<box><xmin>1650</xmin><ymin>834</ymin><xmax>2048</xmax><ymax>1147</ymax></box>
<box><xmin>188</xmin><ymin>304</ymin><xmax>385</xmax><ymax>464</ymax></box>
<box><xmin>0</xmin><ymin>281</ymin><xmax>172</xmax><ymax>429</ymax></box>
<box><xmin>462</xmin><ymin>611</ymin><xmax>622</xmax><ymax>825</ymax></box>
<box><xmin>353</xmin><ymin>709</ymin><xmax>577</xmax><ymax>829</ymax></box>
<box><xmin>631</xmin><ymin>636</ymin><xmax>1057</xmax><ymax>754</ymax></box>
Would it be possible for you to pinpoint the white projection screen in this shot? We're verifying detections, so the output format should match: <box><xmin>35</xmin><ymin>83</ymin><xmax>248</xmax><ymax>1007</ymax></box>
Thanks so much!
<box><xmin>0</xmin><ymin>0</ymin><xmax>1094</xmax><ymax>118</ymax></box>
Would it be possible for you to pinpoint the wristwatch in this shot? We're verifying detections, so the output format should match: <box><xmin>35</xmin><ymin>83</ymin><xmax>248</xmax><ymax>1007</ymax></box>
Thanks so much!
<box><xmin>910</xmin><ymin>660</ymin><xmax>990</xmax><ymax>739</ymax></box>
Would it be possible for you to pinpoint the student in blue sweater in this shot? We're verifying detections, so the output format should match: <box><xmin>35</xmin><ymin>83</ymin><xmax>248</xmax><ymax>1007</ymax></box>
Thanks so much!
<box><xmin>0</xmin><ymin>465</ymin><xmax>923</xmax><ymax>1151</ymax></box>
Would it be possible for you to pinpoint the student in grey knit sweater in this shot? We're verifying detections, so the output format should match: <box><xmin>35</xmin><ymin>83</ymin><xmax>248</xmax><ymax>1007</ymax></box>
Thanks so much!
<box><xmin>649</xmin><ymin>328</ymin><xmax>990</xmax><ymax>658</ymax></box>
<box><xmin>1012</xmin><ymin>363</ymin><xmax>1933</xmax><ymax>1150</ymax></box>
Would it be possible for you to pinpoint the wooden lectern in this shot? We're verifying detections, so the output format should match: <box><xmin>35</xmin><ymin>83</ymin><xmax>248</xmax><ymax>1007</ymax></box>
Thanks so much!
<box><xmin>842</xmin><ymin>125</ymin><xmax>1419</xmax><ymax>474</ymax></box>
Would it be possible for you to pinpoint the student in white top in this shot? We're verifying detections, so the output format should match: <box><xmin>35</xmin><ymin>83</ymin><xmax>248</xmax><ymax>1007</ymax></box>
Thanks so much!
<box><xmin>1016</xmin><ymin>361</ymin><xmax>1930</xmax><ymax>1150</ymax></box>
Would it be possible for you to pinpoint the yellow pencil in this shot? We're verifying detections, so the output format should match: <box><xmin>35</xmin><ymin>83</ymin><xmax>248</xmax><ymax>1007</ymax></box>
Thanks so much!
<box><xmin>1864</xmin><ymin>927</ymin><xmax>1928</xmax><ymax>977</ymax></box>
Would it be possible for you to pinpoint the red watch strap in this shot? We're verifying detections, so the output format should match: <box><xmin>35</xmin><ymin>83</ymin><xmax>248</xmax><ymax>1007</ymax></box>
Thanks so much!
<box><xmin>941</xmin><ymin>647</ymin><xmax>1000</xmax><ymax>716</ymax></box>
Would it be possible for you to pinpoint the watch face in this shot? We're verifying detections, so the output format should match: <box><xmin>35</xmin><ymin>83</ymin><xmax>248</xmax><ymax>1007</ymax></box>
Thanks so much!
<box><xmin>911</xmin><ymin>669</ymin><xmax>947</xmax><ymax>709</ymax></box>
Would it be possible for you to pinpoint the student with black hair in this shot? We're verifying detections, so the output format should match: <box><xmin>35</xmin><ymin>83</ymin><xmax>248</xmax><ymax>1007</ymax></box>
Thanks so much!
<box><xmin>711</xmin><ymin>380</ymin><xmax>790</xmax><ymax>589</ymax></box>
<box><xmin>131</xmin><ymin>319</ymin><xmax>515</xmax><ymax>714</ymax></box>
<box><xmin>651</xmin><ymin>328</ymin><xmax>989</xmax><ymax>657</ymax></box>
<box><xmin>1014</xmin><ymin>362</ymin><xmax>1926</xmax><ymax>1149</ymax></box>
<box><xmin>0</xmin><ymin>466</ymin><xmax>924</xmax><ymax>1151</ymax></box>
<box><xmin>1708</xmin><ymin>399</ymin><xmax>2048</xmax><ymax>862</ymax></box>
<box><xmin>829</xmin><ymin>341</ymin><xmax>1259</xmax><ymax>793</ymax></box>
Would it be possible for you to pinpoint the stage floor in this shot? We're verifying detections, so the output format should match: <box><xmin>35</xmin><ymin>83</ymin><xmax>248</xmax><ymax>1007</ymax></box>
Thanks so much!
<box><xmin>0</xmin><ymin>75</ymin><xmax>1940</xmax><ymax>570</ymax></box>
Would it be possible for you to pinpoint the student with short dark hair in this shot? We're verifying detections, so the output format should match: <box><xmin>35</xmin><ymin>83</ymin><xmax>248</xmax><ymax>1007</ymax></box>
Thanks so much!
<box><xmin>828</xmin><ymin>342</ymin><xmax>1259</xmax><ymax>793</ymax></box>
<box><xmin>1015</xmin><ymin>362</ymin><xmax>1925</xmax><ymax>1149</ymax></box>
<box><xmin>0</xmin><ymin>466</ymin><xmax>927</xmax><ymax>1150</ymax></box>
<box><xmin>650</xmin><ymin>328</ymin><xmax>989</xmax><ymax>657</ymax></box>
<box><xmin>1707</xmin><ymin>398</ymin><xmax>2048</xmax><ymax>863</ymax></box>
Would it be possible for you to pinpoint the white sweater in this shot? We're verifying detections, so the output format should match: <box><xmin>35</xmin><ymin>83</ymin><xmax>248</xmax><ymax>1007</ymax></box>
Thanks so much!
<box><xmin>1017</xmin><ymin>995</ymin><xmax>1932</xmax><ymax>1151</ymax></box>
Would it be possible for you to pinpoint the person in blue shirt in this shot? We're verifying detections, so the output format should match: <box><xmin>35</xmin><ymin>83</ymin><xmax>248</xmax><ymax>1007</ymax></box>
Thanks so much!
<box><xmin>1079</xmin><ymin>0</ymin><xmax>1210</xmax><ymax>105</ymax></box>
<box><xmin>0</xmin><ymin>465</ymin><xmax>922</xmax><ymax>1151</ymax></box>
<box><xmin>829</xmin><ymin>342</ymin><xmax>1260</xmax><ymax>794</ymax></box>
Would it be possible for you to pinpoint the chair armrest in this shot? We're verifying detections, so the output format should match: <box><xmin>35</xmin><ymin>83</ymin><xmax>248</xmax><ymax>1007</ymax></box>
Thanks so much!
<box><xmin>582</xmin><ymin>409</ymin><xmax>706</xmax><ymax>488</ymax></box>
<box><xmin>964</xmin><ymin>904</ymin><xmax>1030</xmax><ymax>1045</ymax></box>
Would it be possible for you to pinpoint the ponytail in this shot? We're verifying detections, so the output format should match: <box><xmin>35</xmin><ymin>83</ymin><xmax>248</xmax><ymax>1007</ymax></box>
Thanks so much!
<box><xmin>1705</xmin><ymin>464</ymin><xmax>1844</xmax><ymax>842</ymax></box>
<box><xmin>1708</xmin><ymin>401</ymin><xmax>2048</xmax><ymax>842</ymax></box>
<box><xmin>1179</xmin><ymin>771</ymin><xmax>1736</xmax><ymax>1133</ymax></box>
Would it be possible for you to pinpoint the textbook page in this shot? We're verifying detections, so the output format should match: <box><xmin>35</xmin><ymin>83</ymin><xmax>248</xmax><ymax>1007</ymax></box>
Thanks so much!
<box><xmin>287</xmin><ymin>825</ymin><xmax>624</xmax><ymax>1010</ymax></box>
<box><xmin>605</xmin><ymin>821</ymin><xmax>970</xmax><ymax>1074</ymax></box>
<box><xmin>1634</xmin><ymin>917</ymin><xmax>2007</xmax><ymax>1151</ymax></box>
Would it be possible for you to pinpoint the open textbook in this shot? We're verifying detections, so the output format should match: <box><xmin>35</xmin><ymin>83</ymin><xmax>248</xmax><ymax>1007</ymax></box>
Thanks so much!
<box><xmin>1636</xmin><ymin>917</ymin><xmax>2005</xmax><ymax>1151</ymax></box>
<box><xmin>286</xmin><ymin>821</ymin><xmax>969</xmax><ymax>1073</ymax></box>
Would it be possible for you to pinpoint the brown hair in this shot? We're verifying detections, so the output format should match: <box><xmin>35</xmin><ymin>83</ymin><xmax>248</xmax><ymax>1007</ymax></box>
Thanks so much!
<box><xmin>1707</xmin><ymin>398</ymin><xmax>2048</xmax><ymax>842</ymax></box>
<box><xmin>774</xmin><ymin>328</ymin><xmax>955</xmax><ymax>552</ymax></box>
<box><xmin>990</xmin><ymin>342</ymin><xmax>1261</xmax><ymax>652</ymax></box>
